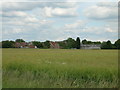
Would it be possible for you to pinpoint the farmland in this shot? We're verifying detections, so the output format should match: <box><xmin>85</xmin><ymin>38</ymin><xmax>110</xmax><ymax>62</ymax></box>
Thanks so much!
<box><xmin>2</xmin><ymin>49</ymin><xmax>118</xmax><ymax>88</ymax></box>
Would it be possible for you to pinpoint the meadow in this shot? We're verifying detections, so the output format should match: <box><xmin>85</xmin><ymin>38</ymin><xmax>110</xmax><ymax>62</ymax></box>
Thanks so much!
<box><xmin>2</xmin><ymin>49</ymin><xmax>118</xmax><ymax>88</ymax></box>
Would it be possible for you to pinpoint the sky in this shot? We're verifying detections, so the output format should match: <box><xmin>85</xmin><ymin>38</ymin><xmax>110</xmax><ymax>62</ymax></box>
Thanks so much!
<box><xmin>0</xmin><ymin>0</ymin><xmax>119</xmax><ymax>43</ymax></box>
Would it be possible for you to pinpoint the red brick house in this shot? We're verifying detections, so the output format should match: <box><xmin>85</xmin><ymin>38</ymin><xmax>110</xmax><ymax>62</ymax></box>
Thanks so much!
<box><xmin>50</xmin><ymin>42</ymin><xmax>60</xmax><ymax>49</ymax></box>
<box><xmin>15</xmin><ymin>42</ymin><xmax>37</xmax><ymax>48</ymax></box>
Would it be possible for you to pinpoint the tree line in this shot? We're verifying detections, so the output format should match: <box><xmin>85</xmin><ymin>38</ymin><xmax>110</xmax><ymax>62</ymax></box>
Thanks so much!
<box><xmin>1</xmin><ymin>38</ymin><xmax>120</xmax><ymax>49</ymax></box>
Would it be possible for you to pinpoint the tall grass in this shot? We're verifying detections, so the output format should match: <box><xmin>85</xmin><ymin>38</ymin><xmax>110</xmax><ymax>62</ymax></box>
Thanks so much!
<box><xmin>2</xmin><ymin>49</ymin><xmax>118</xmax><ymax>88</ymax></box>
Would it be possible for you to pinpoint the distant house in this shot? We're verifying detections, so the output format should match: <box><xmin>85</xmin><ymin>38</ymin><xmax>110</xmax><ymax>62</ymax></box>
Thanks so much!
<box><xmin>50</xmin><ymin>42</ymin><xmax>60</xmax><ymax>49</ymax></box>
<box><xmin>15</xmin><ymin>42</ymin><xmax>37</xmax><ymax>48</ymax></box>
<box><xmin>81</xmin><ymin>44</ymin><xmax>101</xmax><ymax>49</ymax></box>
<box><xmin>49</xmin><ymin>41</ymin><xmax>101</xmax><ymax>49</ymax></box>
<box><xmin>15</xmin><ymin>42</ymin><xmax>27</xmax><ymax>48</ymax></box>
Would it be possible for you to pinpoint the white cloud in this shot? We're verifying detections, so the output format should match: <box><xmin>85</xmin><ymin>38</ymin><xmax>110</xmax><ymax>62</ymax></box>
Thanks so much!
<box><xmin>64</xmin><ymin>20</ymin><xmax>86</xmax><ymax>29</ymax></box>
<box><xmin>24</xmin><ymin>16</ymin><xmax>39</xmax><ymax>23</ymax></box>
<box><xmin>12</xmin><ymin>28</ymin><xmax>24</xmax><ymax>33</ymax></box>
<box><xmin>83</xmin><ymin>25</ymin><xmax>117</xmax><ymax>34</ymax></box>
<box><xmin>97</xmin><ymin>2</ymin><xmax>118</xmax><ymax>7</ymax></box>
<box><xmin>1</xmin><ymin>0</ymin><xmax>118</xmax><ymax>2</ymax></box>
<box><xmin>84</xmin><ymin>2</ymin><xmax>118</xmax><ymax>20</ymax></box>
<box><xmin>43</xmin><ymin>7</ymin><xmax>78</xmax><ymax>17</ymax></box>
<box><xmin>2</xmin><ymin>10</ymin><xmax>54</xmax><ymax>25</ymax></box>
<box><xmin>1</xmin><ymin>2</ymin><xmax>118</xmax><ymax>42</ymax></box>
<box><xmin>60</xmin><ymin>18</ymin><xmax>117</xmax><ymax>38</ymax></box>
<box><xmin>2</xmin><ymin>11</ymin><xmax>28</xmax><ymax>17</ymax></box>
<box><xmin>1</xmin><ymin>2</ymin><xmax>79</xmax><ymax>19</ymax></box>
<box><xmin>105</xmin><ymin>27</ymin><xmax>116</xmax><ymax>33</ymax></box>
<box><xmin>2</xmin><ymin>2</ymin><xmax>78</xmax><ymax>11</ymax></box>
<box><xmin>3</xmin><ymin>28</ymin><xmax>25</xmax><ymax>35</ymax></box>
<box><xmin>62</xmin><ymin>19</ymin><xmax>117</xmax><ymax>35</ymax></box>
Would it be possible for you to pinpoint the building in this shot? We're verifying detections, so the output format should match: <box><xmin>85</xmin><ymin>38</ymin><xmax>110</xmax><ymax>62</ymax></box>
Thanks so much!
<box><xmin>50</xmin><ymin>42</ymin><xmax>60</xmax><ymax>49</ymax></box>
<box><xmin>81</xmin><ymin>44</ymin><xmax>101</xmax><ymax>49</ymax></box>
<box><xmin>49</xmin><ymin>41</ymin><xmax>101</xmax><ymax>49</ymax></box>
<box><xmin>14</xmin><ymin>42</ymin><xmax>37</xmax><ymax>48</ymax></box>
<box><xmin>15</xmin><ymin>42</ymin><xmax>27</xmax><ymax>48</ymax></box>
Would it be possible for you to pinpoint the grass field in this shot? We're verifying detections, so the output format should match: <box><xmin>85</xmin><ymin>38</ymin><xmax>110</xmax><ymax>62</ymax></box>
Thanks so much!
<box><xmin>2</xmin><ymin>49</ymin><xmax>118</xmax><ymax>88</ymax></box>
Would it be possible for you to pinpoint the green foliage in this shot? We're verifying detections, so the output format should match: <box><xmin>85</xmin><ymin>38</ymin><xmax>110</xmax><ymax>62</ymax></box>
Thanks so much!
<box><xmin>2</xmin><ymin>40</ymin><xmax>15</xmax><ymax>48</ymax></box>
<box><xmin>32</xmin><ymin>41</ymin><xmax>43</xmax><ymax>48</ymax></box>
<box><xmin>114</xmin><ymin>39</ymin><xmax>120</xmax><ymax>49</ymax></box>
<box><xmin>43</xmin><ymin>40</ymin><xmax>50</xmax><ymax>48</ymax></box>
<box><xmin>101</xmin><ymin>40</ymin><xmax>113</xmax><ymax>49</ymax></box>
<box><xmin>106</xmin><ymin>40</ymin><xmax>113</xmax><ymax>49</ymax></box>
<box><xmin>82</xmin><ymin>39</ymin><xmax>87</xmax><ymax>44</ymax></box>
<box><xmin>2</xmin><ymin>38</ymin><xmax>120</xmax><ymax>49</ymax></box>
<box><xmin>76</xmin><ymin>37</ymin><xmax>80</xmax><ymax>49</ymax></box>
<box><xmin>58</xmin><ymin>41</ymin><xmax>67</xmax><ymax>49</ymax></box>
<box><xmin>15</xmin><ymin>39</ymin><xmax>25</xmax><ymax>43</ymax></box>
<box><xmin>93</xmin><ymin>41</ymin><xmax>101</xmax><ymax>44</ymax></box>
<box><xmin>3</xmin><ymin>49</ymin><xmax>118</xmax><ymax>88</ymax></box>
<box><xmin>58</xmin><ymin>38</ymin><xmax>76</xmax><ymax>49</ymax></box>
<box><xmin>101</xmin><ymin>42</ymin><xmax>107</xmax><ymax>49</ymax></box>
<box><xmin>82</xmin><ymin>39</ymin><xmax>101</xmax><ymax>44</ymax></box>
<box><xmin>66</xmin><ymin>38</ymin><xmax>76</xmax><ymax>49</ymax></box>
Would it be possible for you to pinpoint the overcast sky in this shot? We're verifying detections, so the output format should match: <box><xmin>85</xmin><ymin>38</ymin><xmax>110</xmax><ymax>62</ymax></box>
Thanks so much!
<box><xmin>1</xmin><ymin>0</ymin><xmax>118</xmax><ymax>42</ymax></box>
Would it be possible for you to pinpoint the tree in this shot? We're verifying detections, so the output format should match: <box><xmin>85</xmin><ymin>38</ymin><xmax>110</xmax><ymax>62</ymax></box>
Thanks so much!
<box><xmin>43</xmin><ymin>40</ymin><xmax>50</xmax><ymax>48</ymax></box>
<box><xmin>101</xmin><ymin>40</ymin><xmax>113</xmax><ymax>49</ymax></box>
<box><xmin>76</xmin><ymin>37</ymin><xmax>81</xmax><ymax>49</ymax></box>
<box><xmin>106</xmin><ymin>40</ymin><xmax>112</xmax><ymax>49</ymax></box>
<box><xmin>15</xmin><ymin>39</ymin><xmax>25</xmax><ymax>43</ymax></box>
<box><xmin>82</xmin><ymin>39</ymin><xmax>101</xmax><ymax>45</ymax></box>
<box><xmin>32</xmin><ymin>41</ymin><xmax>43</xmax><ymax>48</ymax></box>
<box><xmin>2</xmin><ymin>40</ymin><xmax>15</xmax><ymax>48</ymax></box>
<box><xmin>82</xmin><ymin>39</ymin><xmax>87</xmax><ymax>44</ymax></box>
<box><xmin>101</xmin><ymin>42</ymin><xmax>107</xmax><ymax>49</ymax></box>
<box><xmin>114</xmin><ymin>39</ymin><xmax>120</xmax><ymax>49</ymax></box>
<box><xmin>93</xmin><ymin>41</ymin><xmax>101</xmax><ymax>44</ymax></box>
<box><xmin>66</xmin><ymin>38</ymin><xmax>76</xmax><ymax>49</ymax></box>
<box><xmin>58</xmin><ymin>41</ymin><xmax>67</xmax><ymax>49</ymax></box>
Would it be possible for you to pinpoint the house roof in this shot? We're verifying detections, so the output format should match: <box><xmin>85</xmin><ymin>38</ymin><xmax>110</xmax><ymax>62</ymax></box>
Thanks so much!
<box><xmin>15</xmin><ymin>42</ymin><xmax>27</xmax><ymax>46</ymax></box>
<box><xmin>50</xmin><ymin>42</ymin><xmax>58</xmax><ymax>46</ymax></box>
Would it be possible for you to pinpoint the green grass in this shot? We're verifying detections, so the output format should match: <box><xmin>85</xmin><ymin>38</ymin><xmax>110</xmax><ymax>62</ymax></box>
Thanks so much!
<box><xmin>2</xmin><ymin>49</ymin><xmax>118</xmax><ymax>88</ymax></box>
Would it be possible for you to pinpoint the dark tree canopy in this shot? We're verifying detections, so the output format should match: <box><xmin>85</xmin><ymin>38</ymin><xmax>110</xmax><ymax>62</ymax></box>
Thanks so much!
<box><xmin>76</xmin><ymin>37</ymin><xmax>81</xmax><ymax>49</ymax></box>
<box><xmin>58</xmin><ymin>41</ymin><xmax>67</xmax><ymax>49</ymax></box>
<box><xmin>82</xmin><ymin>39</ymin><xmax>101</xmax><ymax>44</ymax></box>
<box><xmin>2</xmin><ymin>40</ymin><xmax>15</xmax><ymax>48</ymax></box>
<box><xmin>15</xmin><ymin>39</ymin><xmax>25</xmax><ymax>43</ymax></box>
<box><xmin>43</xmin><ymin>40</ymin><xmax>50</xmax><ymax>48</ymax></box>
<box><xmin>114</xmin><ymin>39</ymin><xmax>120</xmax><ymax>49</ymax></box>
<box><xmin>101</xmin><ymin>40</ymin><xmax>113</xmax><ymax>49</ymax></box>
<box><xmin>106</xmin><ymin>40</ymin><xmax>113</xmax><ymax>49</ymax></box>
<box><xmin>58</xmin><ymin>38</ymin><xmax>76</xmax><ymax>49</ymax></box>
<box><xmin>82</xmin><ymin>39</ymin><xmax>87</xmax><ymax>44</ymax></box>
<box><xmin>1</xmin><ymin>38</ymin><xmax>120</xmax><ymax>49</ymax></box>
<box><xmin>32</xmin><ymin>41</ymin><xmax>43</xmax><ymax>48</ymax></box>
<box><xmin>66</xmin><ymin>38</ymin><xmax>76</xmax><ymax>49</ymax></box>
